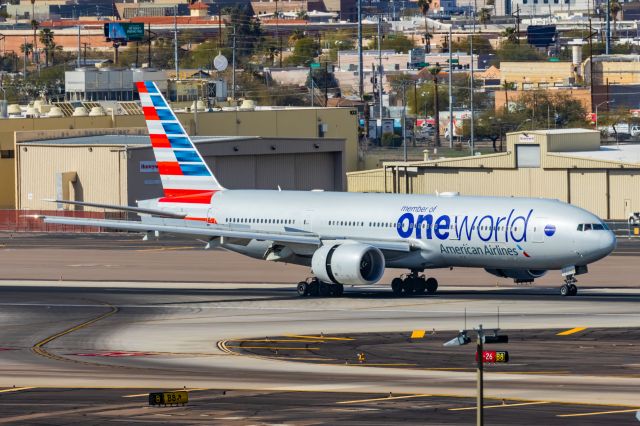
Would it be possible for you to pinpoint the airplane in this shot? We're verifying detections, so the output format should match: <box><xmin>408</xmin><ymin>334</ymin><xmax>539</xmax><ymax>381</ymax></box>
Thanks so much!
<box><xmin>38</xmin><ymin>81</ymin><xmax>617</xmax><ymax>297</ymax></box>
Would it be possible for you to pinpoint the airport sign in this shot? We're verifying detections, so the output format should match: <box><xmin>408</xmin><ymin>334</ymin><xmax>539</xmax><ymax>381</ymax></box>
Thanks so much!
<box><xmin>149</xmin><ymin>391</ymin><xmax>189</xmax><ymax>406</ymax></box>
<box><xmin>476</xmin><ymin>350</ymin><xmax>509</xmax><ymax>363</ymax></box>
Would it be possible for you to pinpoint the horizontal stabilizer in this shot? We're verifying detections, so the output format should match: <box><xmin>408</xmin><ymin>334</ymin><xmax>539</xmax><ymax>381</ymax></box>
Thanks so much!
<box><xmin>43</xmin><ymin>199</ymin><xmax>187</xmax><ymax>219</ymax></box>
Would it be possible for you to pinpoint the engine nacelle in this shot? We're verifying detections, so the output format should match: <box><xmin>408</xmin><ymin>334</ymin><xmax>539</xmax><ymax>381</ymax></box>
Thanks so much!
<box><xmin>485</xmin><ymin>268</ymin><xmax>547</xmax><ymax>283</ymax></box>
<box><xmin>311</xmin><ymin>243</ymin><xmax>385</xmax><ymax>285</ymax></box>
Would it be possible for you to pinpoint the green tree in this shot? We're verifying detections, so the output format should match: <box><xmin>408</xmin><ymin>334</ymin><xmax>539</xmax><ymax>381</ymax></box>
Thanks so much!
<box><xmin>286</xmin><ymin>37</ymin><xmax>319</xmax><ymax>66</ymax></box>
<box><xmin>496</xmin><ymin>43</ymin><xmax>545</xmax><ymax>61</ymax></box>
<box><xmin>38</xmin><ymin>28</ymin><xmax>54</xmax><ymax>67</ymax></box>
<box><xmin>451</xmin><ymin>35</ymin><xmax>493</xmax><ymax>55</ymax></box>
<box><xmin>226</xmin><ymin>5</ymin><xmax>263</xmax><ymax>62</ymax></box>
<box><xmin>381</xmin><ymin>34</ymin><xmax>415</xmax><ymax>53</ymax></box>
<box><xmin>417</xmin><ymin>0</ymin><xmax>432</xmax><ymax>53</ymax></box>
<box><xmin>478</xmin><ymin>8</ymin><xmax>492</xmax><ymax>29</ymax></box>
<box><xmin>501</xmin><ymin>27</ymin><xmax>518</xmax><ymax>44</ymax></box>
<box><xmin>611</xmin><ymin>1</ymin><xmax>622</xmax><ymax>38</ymax></box>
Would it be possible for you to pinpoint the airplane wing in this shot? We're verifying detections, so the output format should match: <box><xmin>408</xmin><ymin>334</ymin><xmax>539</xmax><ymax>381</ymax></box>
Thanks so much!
<box><xmin>37</xmin><ymin>216</ymin><xmax>412</xmax><ymax>253</ymax></box>
<box><xmin>44</xmin><ymin>199</ymin><xmax>187</xmax><ymax>219</ymax></box>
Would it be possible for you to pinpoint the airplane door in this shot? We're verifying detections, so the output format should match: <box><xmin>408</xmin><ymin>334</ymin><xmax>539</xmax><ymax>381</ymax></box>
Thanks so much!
<box><xmin>302</xmin><ymin>210</ymin><xmax>314</xmax><ymax>232</ymax></box>
<box><xmin>530</xmin><ymin>217</ymin><xmax>546</xmax><ymax>243</ymax></box>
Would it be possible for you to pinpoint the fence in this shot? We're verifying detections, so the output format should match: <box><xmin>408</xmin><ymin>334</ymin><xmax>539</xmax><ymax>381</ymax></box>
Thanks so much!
<box><xmin>605</xmin><ymin>221</ymin><xmax>640</xmax><ymax>239</ymax></box>
<box><xmin>0</xmin><ymin>210</ymin><xmax>129</xmax><ymax>233</ymax></box>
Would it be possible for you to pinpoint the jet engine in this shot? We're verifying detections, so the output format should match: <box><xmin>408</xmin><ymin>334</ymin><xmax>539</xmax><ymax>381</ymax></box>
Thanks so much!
<box><xmin>485</xmin><ymin>268</ymin><xmax>547</xmax><ymax>283</ymax></box>
<box><xmin>311</xmin><ymin>243</ymin><xmax>385</xmax><ymax>285</ymax></box>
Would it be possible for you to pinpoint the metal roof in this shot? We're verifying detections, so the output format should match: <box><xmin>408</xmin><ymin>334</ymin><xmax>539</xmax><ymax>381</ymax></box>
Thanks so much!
<box><xmin>556</xmin><ymin>144</ymin><xmax>640</xmax><ymax>163</ymax></box>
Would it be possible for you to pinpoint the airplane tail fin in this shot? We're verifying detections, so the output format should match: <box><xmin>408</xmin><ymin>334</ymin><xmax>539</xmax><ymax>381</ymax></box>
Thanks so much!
<box><xmin>136</xmin><ymin>81</ymin><xmax>224</xmax><ymax>202</ymax></box>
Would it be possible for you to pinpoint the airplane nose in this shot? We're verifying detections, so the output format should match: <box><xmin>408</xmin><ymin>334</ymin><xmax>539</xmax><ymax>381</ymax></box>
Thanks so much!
<box><xmin>600</xmin><ymin>231</ymin><xmax>617</xmax><ymax>255</ymax></box>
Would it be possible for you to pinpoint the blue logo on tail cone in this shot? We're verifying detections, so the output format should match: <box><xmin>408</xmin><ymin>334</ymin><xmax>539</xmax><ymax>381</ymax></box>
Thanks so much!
<box><xmin>544</xmin><ymin>224</ymin><xmax>556</xmax><ymax>237</ymax></box>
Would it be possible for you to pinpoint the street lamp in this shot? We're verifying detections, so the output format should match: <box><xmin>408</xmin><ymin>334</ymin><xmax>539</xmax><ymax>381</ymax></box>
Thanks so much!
<box><xmin>595</xmin><ymin>100</ymin><xmax>614</xmax><ymax>131</ymax></box>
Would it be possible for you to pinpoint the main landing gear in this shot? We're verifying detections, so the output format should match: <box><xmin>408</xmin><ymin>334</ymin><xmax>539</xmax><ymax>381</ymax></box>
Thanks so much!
<box><xmin>297</xmin><ymin>277</ymin><xmax>344</xmax><ymax>297</ymax></box>
<box><xmin>560</xmin><ymin>276</ymin><xmax>578</xmax><ymax>297</ymax></box>
<box><xmin>391</xmin><ymin>271</ymin><xmax>438</xmax><ymax>296</ymax></box>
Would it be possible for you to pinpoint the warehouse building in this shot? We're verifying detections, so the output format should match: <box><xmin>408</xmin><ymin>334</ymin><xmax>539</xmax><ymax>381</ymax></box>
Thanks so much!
<box><xmin>347</xmin><ymin>129</ymin><xmax>640</xmax><ymax>220</ymax></box>
<box><xmin>16</xmin><ymin>129</ymin><xmax>345</xmax><ymax>210</ymax></box>
<box><xmin>0</xmin><ymin>106</ymin><xmax>358</xmax><ymax>208</ymax></box>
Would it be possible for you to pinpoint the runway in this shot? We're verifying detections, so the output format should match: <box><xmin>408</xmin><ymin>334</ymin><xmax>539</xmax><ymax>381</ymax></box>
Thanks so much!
<box><xmin>1</xmin><ymin>233</ymin><xmax>640</xmax><ymax>424</ymax></box>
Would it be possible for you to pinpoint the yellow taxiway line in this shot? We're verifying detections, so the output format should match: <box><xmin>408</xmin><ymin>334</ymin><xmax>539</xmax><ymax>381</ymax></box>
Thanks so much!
<box><xmin>449</xmin><ymin>401</ymin><xmax>551</xmax><ymax>411</ymax></box>
<box><xmin>557</xmin><ymin>408</ymin><xmax>640</xmax><ymax>418</ymax></box>
<box><xmin>556</xmin><ymin>327</ymin><xmax>587</xmax><ymax>336</ymax></box>
<box><xmin>236</xmin><ymin>346</ymin><xmax>320</xmax><ymax>350</ymax></box>
<box><xmin>285</xmin><ymin>334</ymin><xmax>354</xmax><ymax>341</ymax></box>
<box><xmin>0</xmin><ymin>387</ymin><xmax>35</xmax><ymax>393</ymax></box>
<box><xmin>337</xmin><ymin>394</ymin><xmax>432</xmax><ymax>404</ymax></box>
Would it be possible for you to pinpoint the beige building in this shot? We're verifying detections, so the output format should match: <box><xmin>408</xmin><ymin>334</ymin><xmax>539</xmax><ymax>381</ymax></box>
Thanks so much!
<box><xmin>0</xmin><ymin>106</ymin><xmax>358</xmax><ymax>208</ymax></box>
<box><xmin>500</xmin><ymin>61</ymin><xmax>575</xmax><ymax>89</ymax></box>
<box><xmin>348</xmin><ymin>129</ymin><xmax>640</xmax><ymax>220</ymax></box>
<box><xmin>16</xmin><ymin>129</ymin><xmax>345</xmax><ymax>211</ymax></box>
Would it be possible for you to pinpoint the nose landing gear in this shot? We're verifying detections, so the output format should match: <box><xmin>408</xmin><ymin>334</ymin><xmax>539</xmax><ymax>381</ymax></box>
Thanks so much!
<box><xmin>560</xmin><ymin>276</ymin><xmax>578</xmax><ymax>297</ymax></box>
<box><xmin>391</xmin><ymin>271</ymin><xmax>438</xmax><ymax>296</ymax></box>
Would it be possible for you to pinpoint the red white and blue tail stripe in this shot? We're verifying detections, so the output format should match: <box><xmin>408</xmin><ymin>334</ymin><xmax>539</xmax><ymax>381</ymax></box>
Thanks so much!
<box><xmin>136</xmin><ymin>81</ymin><xmax>224</xmax><ymax>204</ymax></box>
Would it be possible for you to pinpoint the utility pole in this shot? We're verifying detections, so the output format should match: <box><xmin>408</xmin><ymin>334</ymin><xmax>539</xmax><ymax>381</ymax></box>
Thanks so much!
<box><xmin>448</xmin><ymin>24</ymin><xmax>453</xmax><ymax>148</ymax></box>
<box><xmin>232</xmin><ymin>25</ymin><xmax>236</xmax><ymax>101</ymax></box>
<box><xmin>402</xmin><ymin>82</ymin><xmax>407</xmax><ymax>162</ymax></box>
<box><xmin>476</xmin><ymin>324</ymin><xmax>484</xmax><ymax>426</ymax></box>
<box><xmin>148</xmin><ymin>22</ymin><xmax>152</xmax><ymax>67</ymax></box>
<box><xmin>275</xmin><ymin>0</ymin><xmax>282</xmax><ymax>67</ymax></box>
<box><xmin>606</xmin><ymin>0</ymin><xmax>611</xmax><ymax>54</ymax></box>
<box><xmin>217</xmin><ymin>0</ymin><xmax>222</xmax><ymax>48</ymax></box>
<box><xmin>77</xmin><ymin>25</ymin><xmax>80</xmax><ymax>68</ymax></box>
<box><xmin>470</xmin><ymin>3</ymin><xmax>476</xmax><ymax>155</ymax></box>
<box><xmin>378</xmin><ymin>16</ymin><xmax>383</xmax><ymax>127</ymax></box>
<box><xmin>324</xmin><ymin>62</ymin><xmax>329</xmax><ymax>106</ymax></box>
<box><xmin>22</xmin><ymin>35</ymin><xmax>26</xmax><ymax>78</ymax></box>
<box><xmin>515</xmin><ymin>6</ymin><xmax>520</xmax><ymax>44</ymax></box>
<box><xmin>357</xmin><ymin>0</ymin><xmax>364</xmax><ymax>100</ymax></box>
<box><xmin>174</xmin><ymin>5</ymin><xmax>179</xmax><ymax>80</ymax></box>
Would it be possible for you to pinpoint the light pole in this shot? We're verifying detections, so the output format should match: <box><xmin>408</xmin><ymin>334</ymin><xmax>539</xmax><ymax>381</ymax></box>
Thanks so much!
<box><xmin>515</xmin><ymin>118</ymin><xmax>531</xmax><ymax>132</ymax></box>
<box><xmin>595</xmin><ymin>100</ymin><xmax>613</xmax><ymax>130</ymax></box>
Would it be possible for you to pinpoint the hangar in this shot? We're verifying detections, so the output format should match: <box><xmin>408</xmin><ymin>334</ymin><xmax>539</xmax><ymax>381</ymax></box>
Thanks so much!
<box><xmin>16</xmin><ymin>129</ymin><xmax>345</xmax><ymax>210</ymax></box>
<box><xmin>347</xmin><ymin>129</ymin><xmax>640</xmax><ymax>220</ymax></box>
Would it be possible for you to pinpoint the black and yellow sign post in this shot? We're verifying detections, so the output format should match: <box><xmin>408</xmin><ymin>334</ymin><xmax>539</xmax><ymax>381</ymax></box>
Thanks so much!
<box><xmin>148</xmin><ymin>391</ymin><xmax>189</xmax><ymax>407</ymax></box>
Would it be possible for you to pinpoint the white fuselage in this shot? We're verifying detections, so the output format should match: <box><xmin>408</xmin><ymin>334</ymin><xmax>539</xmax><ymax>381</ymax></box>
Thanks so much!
<box><xmin>141</xmin><ymin>190</ymin><xmax>616</xmax><ymax>272</ymax></box>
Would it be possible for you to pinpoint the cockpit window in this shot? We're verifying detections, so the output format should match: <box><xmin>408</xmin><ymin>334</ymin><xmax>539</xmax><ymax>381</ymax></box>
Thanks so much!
<box><xmin>578</xmin><ymin>223</ymin><xmax>608</xmax><ymax>231</ymax></box>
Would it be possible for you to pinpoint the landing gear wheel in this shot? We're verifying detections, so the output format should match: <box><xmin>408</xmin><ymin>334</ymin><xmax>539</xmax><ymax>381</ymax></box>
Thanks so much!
<box><xmin>309</xmin><ymin>280</ymin><xmax>320</xmax><ymax>297</ymax></box>
<box><xmin>560</xmin><ymin>284</ymin><xmax>570</xmax><ymax>297</ymax></box>
<box><xmin>333</xmin><ymin>284</ymin><xmax>344</xmax><ymax>297</ymax></box>
<box><xmin>391</xmin><ymin>278</ymin><xmax>403</xmax><ymax>296</ymax></box>
<box><xmin>297</xmin><ymin>281</ymin><xmax>308</xmax><ymax>297</ymax></box>
<box><xmin>414</xmin><ymin>279</ymin><xmax>427</xmax><ymax>295</ymax></box>
<box><xmin>319</xmin><ymin>282</ymin><xmax>331</xmax><ymax>297</ymax></box>
<box><xmin>569</xmin><ymin>284</ymin><xmax>578</xmax><ymax>296</ymax></box>
<box><xmin>401</xmin><ymin>280</ymin><xmax>413</xmax><ymax>296</ymax></box>
<box><xmin>425</xmin><ymin>277</ymin><xmax>438</xmax><ymax>294</ymax></box>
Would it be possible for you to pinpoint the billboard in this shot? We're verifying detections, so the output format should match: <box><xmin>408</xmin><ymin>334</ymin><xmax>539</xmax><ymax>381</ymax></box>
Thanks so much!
<box><xmin>527</xmin><ymin>25</ymin><xmax>557</xmax><ymax>48</ymax></box>
<box><xmin>104</xmin><ymin>23</ymin><xmax>145</xmax><ymax>42</ymax></box>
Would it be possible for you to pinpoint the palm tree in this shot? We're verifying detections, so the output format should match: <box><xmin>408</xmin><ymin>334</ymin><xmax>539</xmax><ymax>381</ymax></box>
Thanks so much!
<box><xmin>427</xmin><ymin>64</ymin><xmax>442</xmax><ymax>146</ymax></box>
<box><xmin>501</xmin><ymin>80</ymin><xmax>513</xmax><ymax>112</ymax></box>
<box><xmin>30</xmin><ymin>19</ymin><xmax>39</xmax><ymax>64</ymax></box>
<box><xmin>611</xmin><ymin>0</ymin><xmax>622</xmax><ymax>39</ymax></box>
<box><xmin>38</xmin><ymin>28</ymin><xmax>55</xmax><ymax>67</ymax></box>
<box><xmin>20</xmin><ymin>42</ymin><xmax>33</xmax><ymax>58</ymax></box>
<box><xmin>478</xmin><ymin>8</ymin><xmax>491</xmax><ymax>29</ymax></box>
<box><xmin>417</xmin><ymin>0</ymin><xmax>432</xmax><ymax>53</ymax></box>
